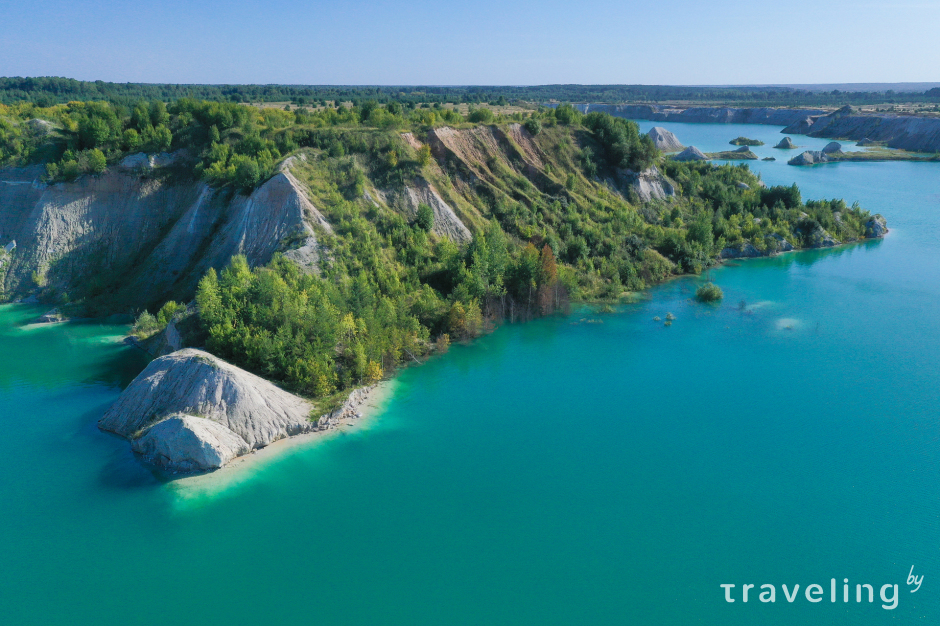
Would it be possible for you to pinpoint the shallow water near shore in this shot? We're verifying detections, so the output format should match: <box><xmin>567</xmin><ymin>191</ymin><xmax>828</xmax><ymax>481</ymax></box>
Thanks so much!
<box><xmin>1</xmin><ymin>123</ymin><xmax>939</xmax><ymax>625</ymax></box>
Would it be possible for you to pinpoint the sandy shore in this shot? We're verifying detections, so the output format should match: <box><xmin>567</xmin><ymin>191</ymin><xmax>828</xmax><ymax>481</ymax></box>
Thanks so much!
<box><xmin>169</xmin><ymin>379</ymin><xmax>398</xmax><ymax>500</ymax></box>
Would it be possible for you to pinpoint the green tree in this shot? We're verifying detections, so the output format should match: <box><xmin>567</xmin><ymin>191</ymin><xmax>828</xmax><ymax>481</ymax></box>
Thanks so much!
<box><xmin>149</xmin><ymin>100</ymin><xmax>169</xmax><ymax>127</ymax></box>
<box><xmin>417</xmin><ymin>144</ymin><xmax>432</xmax><ymax>166</ymax></box>
<box><xmin>415</xmin><ymin>203</ymin><xmax>434</xmax><ymax>231</ymax></box>
<box><xmin>152</xmin><ymin>125</ymin><xmax>172</xmax><ymax>151</ymax></box>
<box><xmin>85</xmin><ymin>148</ymin><xmax>106</xmax><ymax>174</ymax></box>
<box><xmin>523</xmin><ymin>117</ymin><xmax>542</xmax><ymax>135</ymax></box>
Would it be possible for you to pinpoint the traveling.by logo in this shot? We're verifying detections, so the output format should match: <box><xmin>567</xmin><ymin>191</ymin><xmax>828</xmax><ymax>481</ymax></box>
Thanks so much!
<box><xmin>721</xmin><ymin>566</ymin><xmax>923</xmax><ymax>610</ymax></box>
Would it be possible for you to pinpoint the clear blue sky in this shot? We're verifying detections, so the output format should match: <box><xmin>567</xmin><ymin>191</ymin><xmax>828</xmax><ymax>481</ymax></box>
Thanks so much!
<box><xmin>1</xmin><ymin>0</ymin><xmax>937</xmax><ymax>85</ymax></box>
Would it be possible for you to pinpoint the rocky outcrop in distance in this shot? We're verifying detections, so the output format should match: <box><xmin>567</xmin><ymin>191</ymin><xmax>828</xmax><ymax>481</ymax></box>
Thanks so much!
<box><xmin>775</xmin><ymin>137</ymin><xmax>798</xmax><ymax>149</ymax></box>
<box><xmin>781</xmin><ymin>105</ymin><xmax>940</xmax><ymax>153</ymax></box>
<box><xmin>647</xmin><ymin>127</ymin><xmax>684</xmax><ymax>152</ymax></box>
<box><xmin>788</xmin><ymin>142</ymin><xmax>843</xmax><ymax>166</ymax></box>
<box><xmin>576</xmin><ymin>103</ymin><xmax>940</xmax><ymax>154</ymax></box>
<box><xmin>577</xmin><ymin>104</ymin><xmax>827</xmax><ymax>126</ymax></box>
<box><xmin>674</xmin><ymin>146</ymin><xmax>708</xmax><ymax>161</ymax></box>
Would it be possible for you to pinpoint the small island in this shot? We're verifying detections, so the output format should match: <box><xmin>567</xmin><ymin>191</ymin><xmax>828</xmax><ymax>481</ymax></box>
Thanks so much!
<box><xmin>707</xmin><ymin>146</ymin><xmax>759</xmax><ymax>160</ymax></box>
<box><xmin>730</xmin><ymin>137</ymin><xmax>764</xmax><ymax>146</ymax></box>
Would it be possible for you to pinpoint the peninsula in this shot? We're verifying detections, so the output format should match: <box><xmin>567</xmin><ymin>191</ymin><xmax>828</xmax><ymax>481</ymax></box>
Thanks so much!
<box><xmin>0</xmin><ymin>92</ymin><xmax>889</xmax><ymax>471</ymax></box>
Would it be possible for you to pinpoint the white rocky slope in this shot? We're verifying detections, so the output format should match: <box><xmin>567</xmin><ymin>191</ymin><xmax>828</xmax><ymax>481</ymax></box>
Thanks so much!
<box><xmin>0</xmin><ymin>156</ymin><xmax>332</xmax><ymax>307</ymax></box>
<box><xmin>647</xmin><ymin>127</ymin><xmax>684</xmax><ymax>152</ymax></box>
<box><xmin>99</xmin><ymin>349</ymin><xmax>315</xmax><ymax>471</ymax></box>
<box><xmin>402</xmin><ymin>177</ymin><xmax>472</xmax><ymax>242</ymax></box>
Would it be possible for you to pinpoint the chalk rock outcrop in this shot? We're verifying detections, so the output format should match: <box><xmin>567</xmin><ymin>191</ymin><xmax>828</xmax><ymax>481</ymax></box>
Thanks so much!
<box><xmin>403</xmin><ymin>178</ymin><xmax>472</xmax><ymax>242</ymax></box>
<box><xmin>99</xmin><ymin>349</ymin><xmax>315</xmax><ymax>471</ymax></box>
<box><xmin>781</xmin><ymin>117</ymin><xmax>817</xmax><ymax>135</ymax></box>
<box><xmin>647</xmin><ymin>127</ymin><xmax>684</xmax><ymax>152</ymax></box>
<box><xmin>822</xmin><ymin>141</ymin><xmax>843</xmax><ymax>154</ymax></box>
<box><xmin>131</xmin><ymin>414</ymin><xmax>252</xmax><ymax>472</ymax></box>
<box><xmin>0</xmin><ymin>157</ymin><xmax>331</xmax><ymax>307</ymax></box>
<box><xmin>620</xmin><ymin>166</ymin><xmax>675</xmax><ymax>202</ymax></box>
<box><xmin>788</xmin><ymin>150</ymin><xmax>828</xmax><ymax>165</ymax></box>
<box><xmin>673</xmin><ymin>146</ymin><xmax>708</xmax><ymax>161</ymax></box>
<box><xmin>775</xmin><ymin>137</ymin><xmax>797</xmax><ymax>149</ymax></box>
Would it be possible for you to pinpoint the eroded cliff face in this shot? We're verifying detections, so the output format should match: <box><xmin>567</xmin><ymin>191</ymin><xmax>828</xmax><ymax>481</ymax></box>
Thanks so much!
<box><xmin>0</xmin><ymin>157</ymin><xmax>331</xmax><ymax>309</ymax></box>
<box><xmin>782</xmin><ymin>106</ymin><xmax>940</xmax><ymax>153</ymax></box>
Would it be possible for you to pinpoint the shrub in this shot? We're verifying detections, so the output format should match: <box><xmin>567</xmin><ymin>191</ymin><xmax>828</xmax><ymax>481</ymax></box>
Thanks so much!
<box><xmin>467</xmin><ymin>107</ymin><xmax>494</xmax><ymax>123</ymax></box>
<box><xmin>415</xmin><ymin>203</ymin><xmax>434</xmax><ymax>231</ymax></box>
<box><xmin>132</xmin><ymin>311</ymin><xmax>161</xmax><ymax>338</ymax></box>
<box><xmin>695</xmin><ymin>282</ymin><xmax>724</xmax><ymax>302</ymax></box>
<box><xmin>157</xmin><ymin>300</ymin><xmax>184</xmax><ymax>325</ymax></box>
<box><xmin>523</xmin><ymin>117</ymin><xmax>542</xmax><ymax>136</ymax></box>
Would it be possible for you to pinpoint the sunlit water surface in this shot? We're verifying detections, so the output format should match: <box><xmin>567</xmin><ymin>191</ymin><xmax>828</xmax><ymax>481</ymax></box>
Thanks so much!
<box><xmin>1</xmin><ymin>122</ymin><xmax>938</xmax><ymax>625</ymax></box>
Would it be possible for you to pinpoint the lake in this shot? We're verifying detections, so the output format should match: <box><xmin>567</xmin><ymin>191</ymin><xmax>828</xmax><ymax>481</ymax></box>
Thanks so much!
<box><xmin>0</xmin><ymin>121</ymin><xmax>937</xmax><ymax>625</ymax></box>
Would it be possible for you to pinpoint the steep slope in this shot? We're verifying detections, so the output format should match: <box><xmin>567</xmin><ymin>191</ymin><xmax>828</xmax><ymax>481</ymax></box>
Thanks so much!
<box><xmin>0</xmin><ymin>156</ymin><xmax>331</xmax><ymax>309</ymax></box>
<box><xmin>782</xmin><ymin>106</ymin><xmax>940</xmax><ymax>153</ymax></box>
<box><xmin>647</xmin><ymin>127</ymin><xmax>684</xmax><ymax>152</ymax></box>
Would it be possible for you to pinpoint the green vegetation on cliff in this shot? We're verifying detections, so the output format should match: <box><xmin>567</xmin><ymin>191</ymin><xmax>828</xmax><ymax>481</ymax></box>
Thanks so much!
<box><xmin>0</xmin><ymin>96</ymin><xmax>869</xmax><ymax>399</ymax></box>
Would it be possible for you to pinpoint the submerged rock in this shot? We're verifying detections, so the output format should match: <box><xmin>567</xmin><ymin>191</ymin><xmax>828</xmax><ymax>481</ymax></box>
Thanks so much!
<box><xmin>34</xmin><ymin>308</ymin><xmax>66</xmax><ymax>324</ymax></box>
<box><xmin>99</xmin><ymin>349</ymin><xmax>315</xmax><ymax>472</ymax></box>
<box><xmin>647</xmin><ymin>127</ymin><xmax>684</xmax><ymax>152</ymax></box>
<box><xmin>673</xmin><ymin>146</ymin><xmax>708</xmax><ymax>161</ymax></box>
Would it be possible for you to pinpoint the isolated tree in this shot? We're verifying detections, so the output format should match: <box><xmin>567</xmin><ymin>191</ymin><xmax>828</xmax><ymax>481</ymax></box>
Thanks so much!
<box><xmin>415</xmin><ymin>203</ymin><xmax>434</xmax><ymax>231</ymax></box>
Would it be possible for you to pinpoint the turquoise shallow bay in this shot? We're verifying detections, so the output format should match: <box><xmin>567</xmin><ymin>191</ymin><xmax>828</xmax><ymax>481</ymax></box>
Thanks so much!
<box><xmin>1</xmin><ymin>122</ymin><xmax>938</xmax><ymax>625</ymax></box>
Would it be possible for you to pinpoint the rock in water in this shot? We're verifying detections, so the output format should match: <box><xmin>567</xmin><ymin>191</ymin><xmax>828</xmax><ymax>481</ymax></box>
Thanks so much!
<box><xmin>647</xmin><ymin>127</ymin><xmax>684</xmax><ymax>152</ymax></box>
<box><xmin>774</xmin><ymin>137</ymin><xmax>797</xmax><ymax>149</ymax></box>
<box><xmin>99</xmin><ymin>349</ymin><xmax>314</xmax><ymax>471</ymax></box>
<box><xmin>822</xmin><ymin>141</ymin><xmax>843</xmax><ymax>154</ymax></box>
<box><xmin>132</xmin><ymin>415</ymin><xmax>251</xmax><ymax>471</ymax></box>
<box><xmin>865</xmin><ymin>214</ymin><xmax>889</xmax><ymax>238</ymax></box>
<box><xmin>673</xmin><ymin>146</ymin><xmax>708</xmax><ymax>161</ymax></box>
<box><xmin>788</xmin><ymin>150</ymin><xmax>827</xmax><ymax>165</ymax></box>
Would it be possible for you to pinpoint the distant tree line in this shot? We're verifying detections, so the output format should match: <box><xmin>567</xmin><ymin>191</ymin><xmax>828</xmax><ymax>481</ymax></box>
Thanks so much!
<box><xmin>3</xmin><ymin>76</ymin><xmax>940</xmax><ymax>109</ymax></box>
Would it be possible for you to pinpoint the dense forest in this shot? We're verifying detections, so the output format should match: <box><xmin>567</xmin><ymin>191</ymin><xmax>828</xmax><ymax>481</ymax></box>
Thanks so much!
<box><xmin>2</xmin><ymin>76</ymin><xmax>940</xmax><ymax>108</ymax></box>
<box><xmin>0</xmin><ymin>93</ymin><xmax>873</xmax><ymax>400</ymax></box>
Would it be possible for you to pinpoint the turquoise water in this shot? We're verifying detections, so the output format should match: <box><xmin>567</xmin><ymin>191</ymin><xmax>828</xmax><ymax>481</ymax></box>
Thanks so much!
<box><xmin>1</xmin><ymin>124</ymin><xmax>939</xmax><ymax>624</ymax></box>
